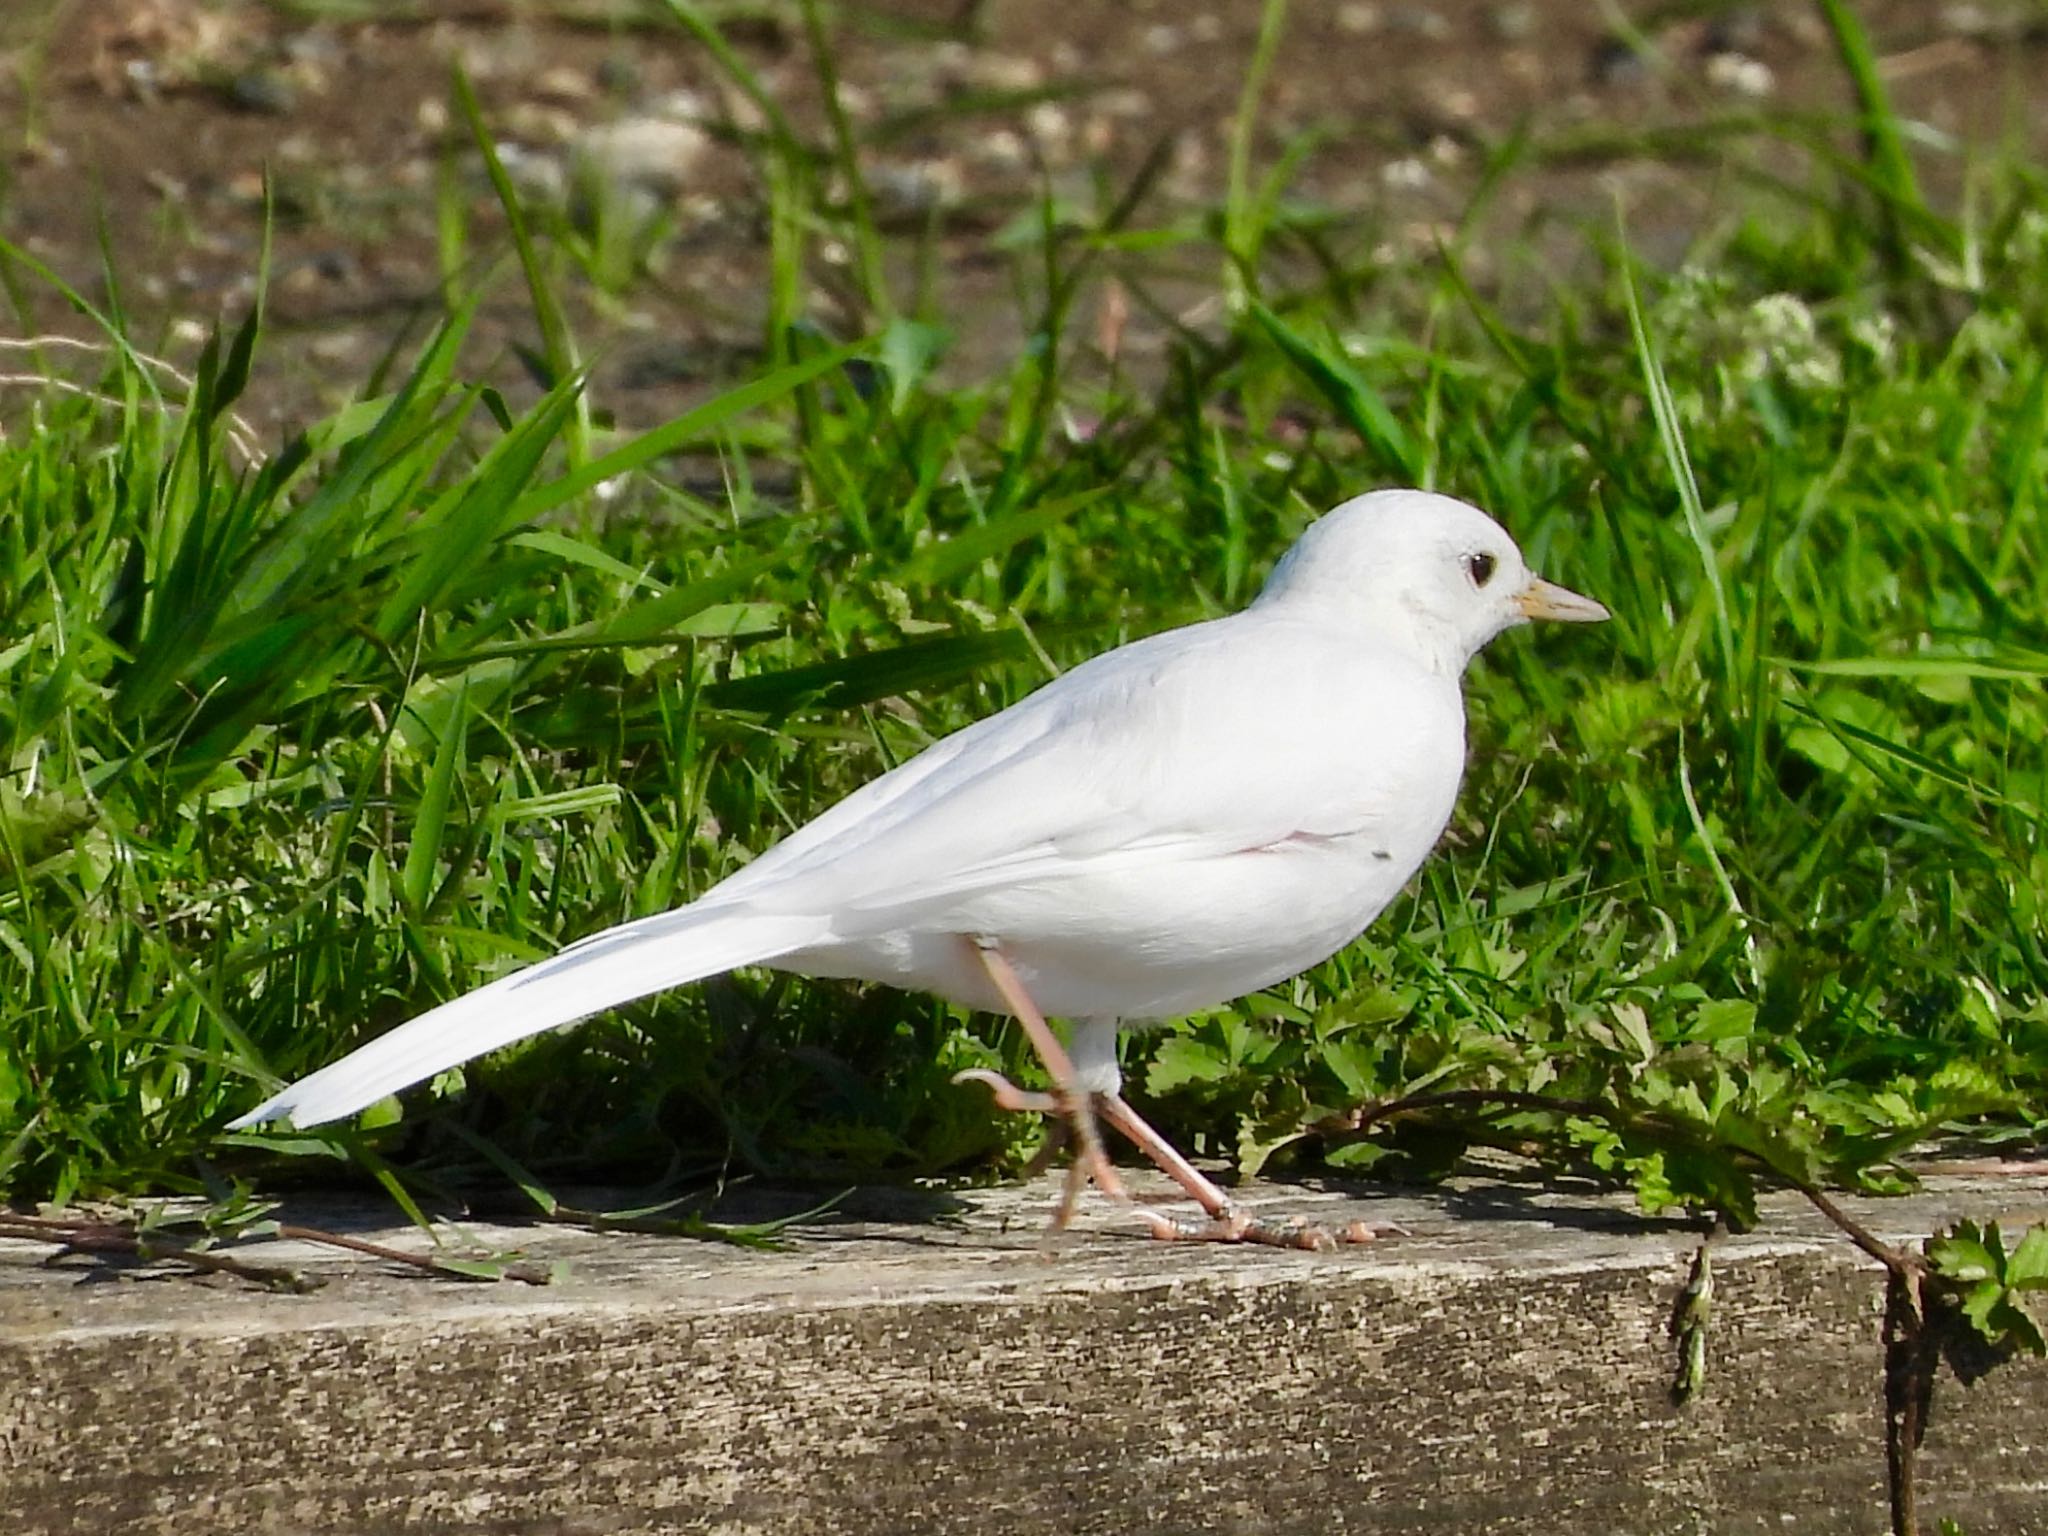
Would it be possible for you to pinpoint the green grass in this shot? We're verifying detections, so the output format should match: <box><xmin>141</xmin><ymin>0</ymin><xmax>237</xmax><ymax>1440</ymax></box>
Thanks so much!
<box><xmin>1</xmin><ymin>2</ymin><xmax>2045</xmax><ymax>1236</ymax></box>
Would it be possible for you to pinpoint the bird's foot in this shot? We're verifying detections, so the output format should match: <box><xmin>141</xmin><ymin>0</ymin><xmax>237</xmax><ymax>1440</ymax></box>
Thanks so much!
<box><xmin>949</xmin><ymin>1068</ymin><xmax>1058</xmax><ymax>1116</ymax></box>
<box><xmin>1134</xmin><ymin>1203</ymin><xmax>1406</xmax><ymax>1252</ymax></box>
<box><xmin>952</xmin><ymin>1066</ymin><xmax>1401</xmax><ymax>1251</ymax></box>
<box><xmin>951</xmin><ymin>1068</ymin><xmax>1127</xmax><ymax>1219</ymax></box>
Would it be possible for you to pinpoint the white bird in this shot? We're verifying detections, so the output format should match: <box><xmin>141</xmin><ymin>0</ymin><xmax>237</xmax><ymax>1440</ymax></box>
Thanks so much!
<box><xmin>231</xmin><ymin>489</ymin><xmax>1608</xmax><ymax>1247</ymax></box>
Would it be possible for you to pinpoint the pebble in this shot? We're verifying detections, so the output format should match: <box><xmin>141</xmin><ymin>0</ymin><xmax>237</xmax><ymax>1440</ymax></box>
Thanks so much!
<box><xmin>968</xmin><ymin>128</ymin><xmax>1030</xmax><ymax>174</ymax></box>
<box><xmin>1939</xmin><ymin>2</ymin><xmax>1995</xmax><ymax>35</ymax></box>
<box><xmin>494</xmin><ymin>142</ymin><xmax>565</xmax><ymax>203</ymax></box>
<box><xmin>1381</xmin><ymin>157</ymin><xmax>1432</xmax><ymax>190</ymax></box>
<box><xmin>1588</xmin><ymin>36</ymin><xmax>1648</xmax><ymax>89</ymax></box>
<box><xmin>865</xmin><ymin>158</ymin><xmax>966</xmax><ymax>220</ymax></box>
<box><xmin>310</xmin><ymin>332</ymin><xmax>364</xmax><ymax>362</ymax></box>
<box><xmin>122</xmin><ymin>58</ymin><xmax>161</xmax><ymax>103</ymax></box>
<box><xmin>966</xmin><ymin>55</ymin><xmax>1045</xmax><ymax>93</ymax></box>
<box><xmin>1025</xmin><ymin>101</ymin><xmax>1073</xmax><ymax>153</ymax></box>
<box><xmin>282</xmin><ymin>30</ymin><xmax>345</xmax><ymax>69</ymax></box>
<box><xmin>1705</xmin><ymin>52</ymin><xmax>1774</xmax><ymax>97</ymax></box>
<box><xmin>505</xmin><ymin>103</ymin><xmax>580</xmax><ymax>145</ymax></box>
<box><xmin>533</xmin><ymin>67</ymin><xmax>597</xmax><ymax>105</ymax></box>
<box><xmin>836</xmin><ymin>81</ymin><xmax>877</xmax><ymax>122</ymax></box>
<box><xmin>1094</xmin><ymin>88</ymin><xmax>1151</xmax><ymax>120</ymax></box>
<box><xmin>572</xmin><ymin>116</ymin><xmax>711</xmax><ymax>198</ymax></box>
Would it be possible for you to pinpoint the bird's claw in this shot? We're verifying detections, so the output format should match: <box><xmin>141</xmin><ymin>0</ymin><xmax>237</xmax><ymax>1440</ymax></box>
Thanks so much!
<box><xmin>1136</xmin><ymin>1202</ymin><xmax>1399</xmax><ymax>1251</ymax></box>
<box><xmin>950</xmin><ymin>1067</ymin><xmax>1059</xmax><ymax>1115</ymax></box>
<box><xmin>952</xmin><ymin>1068</ymin><xmax>1126</xmax><ymax>1216</ymax></box>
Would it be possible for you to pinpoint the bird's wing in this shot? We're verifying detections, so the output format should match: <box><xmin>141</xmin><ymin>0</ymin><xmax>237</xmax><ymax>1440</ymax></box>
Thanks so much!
<box><xmin>712</xmin><ymin>609</ymin><xmax>1460</xmax><ymax>924</ymax></box>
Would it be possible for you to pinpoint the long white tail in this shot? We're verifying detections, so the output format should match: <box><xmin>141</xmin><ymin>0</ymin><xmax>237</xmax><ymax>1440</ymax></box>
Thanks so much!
<box><xmin>228</xmin><ymin>903</ymin><xmax>833</xmax><ymax>1129</ymax></box>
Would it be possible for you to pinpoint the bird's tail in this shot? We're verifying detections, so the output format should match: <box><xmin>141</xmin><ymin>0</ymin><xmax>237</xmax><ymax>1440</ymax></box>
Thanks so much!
<box><xmin>227</xmin><ymin>903</ymin><xmax>832</xmax><ymax>1130</ymax></box>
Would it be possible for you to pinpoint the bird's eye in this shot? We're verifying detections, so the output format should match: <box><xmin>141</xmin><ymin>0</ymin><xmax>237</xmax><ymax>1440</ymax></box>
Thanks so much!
<box><xmin>1465</xmin><ymin>551</ymin><xmax>1497</xmax><ymax>588</ymax></box>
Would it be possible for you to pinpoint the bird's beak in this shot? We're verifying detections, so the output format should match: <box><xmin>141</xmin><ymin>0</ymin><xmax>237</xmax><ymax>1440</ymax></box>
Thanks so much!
<box><xmin>1515</xmin><ymin>575</ymin><xmax>1610</xmax><ymax>624</ymax></box>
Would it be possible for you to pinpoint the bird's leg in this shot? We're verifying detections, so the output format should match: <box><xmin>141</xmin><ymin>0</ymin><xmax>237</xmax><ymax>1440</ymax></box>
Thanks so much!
<box><xmin>1094</xmin><ymin>1093</ymin><xmax>1237</xmax><ymax>1219</ymax></box>
<box><xmin>1096</xmin><ymin>1093</ymin><xmax>1389</xmax><ymax>1252</ymax></box>
<box><xmin>945</xmin><ymin>1072</ymin><xmax>1072</xmax><ymax>1177</ymax></box>
<box><xmin>953</xmin><ymin>940</ymin><xmax>1126</xmax><ymax>1226</ymax></box>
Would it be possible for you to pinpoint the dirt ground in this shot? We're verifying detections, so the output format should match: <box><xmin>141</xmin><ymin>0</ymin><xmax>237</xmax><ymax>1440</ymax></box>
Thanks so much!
<box><xmin>1</xmin><ymin>0</ymin><xmax>2043</xmax><ymax>428</ymax></box>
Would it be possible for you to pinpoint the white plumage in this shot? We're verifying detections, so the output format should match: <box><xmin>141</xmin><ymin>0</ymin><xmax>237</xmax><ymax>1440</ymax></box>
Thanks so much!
<box><xmin>231</xmin><ymin>489</ymin><xmax>1606</xmax><ymax>1245</ymax></box>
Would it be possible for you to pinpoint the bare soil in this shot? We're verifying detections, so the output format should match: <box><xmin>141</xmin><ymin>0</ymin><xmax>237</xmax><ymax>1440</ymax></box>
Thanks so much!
<box><xmin>1</xmin><ymin>0</ymin><xmax>2043</xmax><ymax>429</ymax></box>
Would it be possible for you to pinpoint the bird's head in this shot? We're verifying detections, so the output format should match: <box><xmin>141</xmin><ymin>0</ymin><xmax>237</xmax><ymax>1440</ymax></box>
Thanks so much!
<box><xmin>1255</xmin><ymin>489</ymin><xmax>1609</xmax><ymax>672</ymax></box>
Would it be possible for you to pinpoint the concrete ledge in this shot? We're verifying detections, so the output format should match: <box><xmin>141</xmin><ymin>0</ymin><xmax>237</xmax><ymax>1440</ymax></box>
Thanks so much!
<box><xmin>5</xmin><ymin>1172</ymin><xmax>2048</xmax><ymax>1534</ymax></box>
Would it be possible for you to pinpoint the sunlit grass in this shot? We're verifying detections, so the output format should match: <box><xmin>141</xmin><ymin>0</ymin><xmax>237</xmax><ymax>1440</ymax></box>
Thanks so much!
<box><xmin>1</xmin><ymin>1</ymin><xmax>2043</xmax><ymax>1224</ymax></box>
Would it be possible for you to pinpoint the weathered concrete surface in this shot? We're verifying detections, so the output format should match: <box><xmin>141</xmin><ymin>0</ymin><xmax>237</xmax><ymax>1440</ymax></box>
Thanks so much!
<box><xmin>4</xmin><ymin>1172</ymin><xmax>2047</xmax><ymax>1535</ymax></box>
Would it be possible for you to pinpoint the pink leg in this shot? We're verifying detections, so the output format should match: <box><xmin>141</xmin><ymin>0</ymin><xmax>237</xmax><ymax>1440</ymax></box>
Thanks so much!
<box><xmin>1097</xmin><ymin>1093</ymin><xmax>1392</xmax><ymax>1252</ymax></box>
<box><xmin>950</xmin><ymin>946</ymin><xmax>1391</xmax><ymax>1250</ymax></box>
<box><xmin>959</xmin><ymin>940</ymin><xmax>1127</xmax><ymax>1225</ymax></box>
<box><xmin>1095</xmin><ymin>1093</ymin><xmax>1238</xmax><ymax>1217</ymax></box>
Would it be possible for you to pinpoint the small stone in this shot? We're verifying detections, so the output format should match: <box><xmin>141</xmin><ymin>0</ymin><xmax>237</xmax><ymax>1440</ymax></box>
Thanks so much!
<box><xmin>716</xmin><ymin>79</ymin><xmax>768</xmax><ymax>135</ymax></box>
<box><xmin>224</xmin><ymin>67</ymin><xmax>296</xmax><ymax>115</ymax></box>
<box><xmin>505</xmin><ymin>103</ymin><xmax>580</xmax><ymax>145</ymax></box>
<box><xmin>309</xmin><ymin>250</ymin><xmax>355</xmax><ymax>284</ymax></box>
<box><xmin>835</xmin><ymin>81</ymin><xmax>876</xmax><ymax>121</ymax></box>
<box><xmin>310</xmin><ymin>332</ymin><xmax>363</xmax><ymax>362</ymax></box>
<box><xmin>281</xmin><ymin>251</ymin><xmax>358</xmax><ymax>296</ymax></box>
<box><xmin>493</xmin><ymin>142</ymin><xmax>565</xmax><ymax>204</ymax></box>
<box><xmin>865</xmin><ymin>158</ymin><xmax>965</xmax><ymax>221</ymax></box>
<box><xmin>1438</xmin><ymin>88</ymin><xmax>1480</xmax><ymax>121</ymax></box>
<box><xmin>1588</xmin><ymin>36</ymin><xmax>1648</xmax><ymax>88</ymax></box>
<box><xmin>968</xmin><ymin>129</ymin><xmax>1029</xmax><ymax>174</ymax></box>
<box><xmin>961</xmin><ymin>54</ymin><xmax>1044</xmax><ymax>93</ymax></box>
<box><xmin>1025</xmin><ymin>102</ymin><xmax>1072</xmax><ymax>151</ymax></box>
<box><xmin>1381</xmin><ymin>157</ymin><xmax>1432</xmax><ymax>190</ymax></box>
<box><xmin>283</xmin><ymin>29</ymin><xmax>345</xmax><ymax>68</ymax></box>
<box><xmin>573</xmin><ymin>117</ymin><xmax>710</xmax><ymax>197</ymax></box>
<box><xmin>1705</xmin><ymin>52</ymin><xmax>1774</xmax><ymax>97</ymax></box>
<box><xmin>1336</xmin><ymin>3</ymin><xmax>1383</xmax><ymax>35</ymax></box>
<box><xmin>122</xmin><ymin>58</ymin><xmax>161</xmax><ymax>103</ymax></box>
<box><xmin>1938</xmin><ymin>2</ymin><xmax>1994</xmax><ymax>36</ymax></box>
<box><xmin>532</xmin><ymin>67</ymin><xmax>596</xmax><ymax>105</ymax></box>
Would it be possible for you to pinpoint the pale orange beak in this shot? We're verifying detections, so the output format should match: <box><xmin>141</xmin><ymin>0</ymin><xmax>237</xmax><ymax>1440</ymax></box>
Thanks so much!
<box><xmin>1515</xmin><ymin>575</ymin><xmax>1610</xmax><ymax>624</ymax></box>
